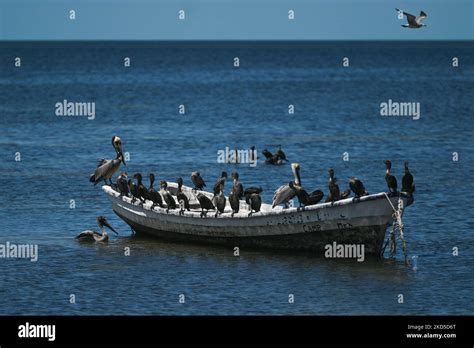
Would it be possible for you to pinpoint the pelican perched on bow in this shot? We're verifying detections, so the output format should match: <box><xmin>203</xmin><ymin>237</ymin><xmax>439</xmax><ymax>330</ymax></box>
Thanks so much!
<box><xmin>75</xmin><ymin>216</ymin><xmax>118</xmax><ymax>242</ymax></box>
<box><xmin>90</xmin><ymin>136</ymin><xmax>126</xmax><ymax>186</ymax></box>
<box><xmin>272</xmin><ymin>163</ymin><xmax>300</xmax><ymax>208</ymax></box>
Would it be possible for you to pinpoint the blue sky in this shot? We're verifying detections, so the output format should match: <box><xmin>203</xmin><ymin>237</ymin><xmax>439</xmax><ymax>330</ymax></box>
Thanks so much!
<box><xmin>0</xmin><ymin>0</ymin><xmax>472</xmax><ymax>40</ymax></box>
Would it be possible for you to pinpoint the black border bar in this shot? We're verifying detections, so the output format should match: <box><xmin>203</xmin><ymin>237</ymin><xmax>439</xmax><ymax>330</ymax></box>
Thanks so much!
<box><xmin>0</xmin><ymin>316</ymin><xmax>472</xmax><ymax>346</ymax></box>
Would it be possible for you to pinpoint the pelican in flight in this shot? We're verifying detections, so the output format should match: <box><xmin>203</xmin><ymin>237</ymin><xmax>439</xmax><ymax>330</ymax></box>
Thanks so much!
<box><xmin>90</xmin><ymin>136</ymin><xmax>126</xmax><ymax>186</ymax></box>
<box><xmin>396</xmin><ymin>8</ymin><xmax>427</xmax><ymax>28</ymax></box>
<box><xmin>75</xmin><ymin>216</ymin><xmax>118</xmax><ymax>242</ymax></box>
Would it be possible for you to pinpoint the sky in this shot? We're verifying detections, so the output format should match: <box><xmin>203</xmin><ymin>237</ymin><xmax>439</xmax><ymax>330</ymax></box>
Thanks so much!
<box><xmin>0</xmin><ymin>0</ymin><xmax>472</xmax><ymax>41</ymax></box>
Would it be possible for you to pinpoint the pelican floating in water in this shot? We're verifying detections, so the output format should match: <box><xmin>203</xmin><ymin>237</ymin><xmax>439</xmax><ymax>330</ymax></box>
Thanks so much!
<box><xmin>191</xmin><ymin>171</ymin><xmax>206</xmax><ymax>191</ymax></box>
<box><xmin>75</xmin><ymin>216</ymin><xmax>118</xmax><ymax>242</ymax></box>
<box><xmin>272</xmin><ymin>163</ymin><xmax>300</xmax><ymax>208</ymax></box>
<box><xmin>89</xmin><ymin>136</ymin><xmax>126</xmax><ymax>186</ymax></box>
<box><xmin>396</xmin><ymin>8</ymin><xmax>427</xmax><ymax>28</ymax></box>
<box><xmin>384</xmin><ymin>160</ymin><xmax>398</xmax><ymax>194</ymax></box>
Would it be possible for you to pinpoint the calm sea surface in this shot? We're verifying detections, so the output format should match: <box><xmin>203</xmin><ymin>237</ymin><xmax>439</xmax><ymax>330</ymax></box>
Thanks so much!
<box><xmin>0</xmin><ymin>42</ymin><xmax>473</xmax><ymax>315</ymax></box>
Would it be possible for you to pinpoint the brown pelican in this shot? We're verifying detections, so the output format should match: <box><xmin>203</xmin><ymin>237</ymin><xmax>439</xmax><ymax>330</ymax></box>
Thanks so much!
<box><xmin>148</xmin><ymin>173</ymin><xmax>164</xmax><ymax>210</ymax></box>
<box><xmin>401</xmin><ymin>161</ymin><xmax>415</xmax><ymax>194</ymax></box>
<box><xmin>191</xmin><ymin>171</ymin><xmax>206</xmax><ymax>191</ymax></box>
<box><xmin>196</xmin><ymin>193</ymin><xmax>215</xmax><ymax>218</ymax></box>
<box><xmin>75</xmin><ymin>216</ymin><xmax>118</xmax><ymax>242</ymax></box>
<box><xmin>272</xmin><ymin>163</ymin><xmax>300</xmax><ymax>208</ymax></box>
<box><xmin>231</xmin><ymin>172</ymin><xmax>244</xmax><ymax>199</ymax></box>
<box><xmin>213</xmin><ymin>183</ymin><xmax>226</xmax><ymax>217</ymax></box>
<box><xmin>116</xmin><ymin>172</ymin><xmax>129</xmax><ymax>197</ymax></box>
<box><xmin>89</xmin><ymin>136</ymin><xmax>126</xmax><ymax>186</ymax></box>
<box><xmin>396</xmin><ymin>8</ymin><xmax>427</xmax><ymax>28</ymax></box>
<box><xmin>349</xmin><ymin>177</ymin><xmax>369</xmax><ymax>198</ymax></box>
<box><xmin>213</xmin><ymin>171</ymin><xmax>228</xmax><ymax>196</ymax></box>
<box><xmin>326</xmin><ymin>168</ymin><xmax>341</xmax><ymax>203</ymax></box>
<box><xmin>160</xmin><ymin>181</ymin><xmax>176</xmax><ymax>213</ymax></box>
<box><xmin>384</xmin><ymin>160</ymin><xmax>398</xmax><ymax>194</ymax></box>
<box><xmin>246</xmin><ymin>193</ymin><xmax>262</xmax><ymax>216</ymax></box>
<box><xmin>176</xmin><ymin>177</ymin><xmax>190</xmax><ymax>215</ymax></box>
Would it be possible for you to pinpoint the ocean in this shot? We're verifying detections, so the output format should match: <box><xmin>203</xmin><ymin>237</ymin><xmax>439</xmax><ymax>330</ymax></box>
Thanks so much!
<box><xmin>0</xmin><ymin>41</ymin><xmax>473</xmax><ymax>315</ymax></box>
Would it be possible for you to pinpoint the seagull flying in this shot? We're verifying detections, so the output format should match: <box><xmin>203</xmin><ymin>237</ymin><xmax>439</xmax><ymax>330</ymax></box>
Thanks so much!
<box><xmin>396</xmin><ymin>8</ymin><xmax>427</xmax><ymax>28</ymax></box>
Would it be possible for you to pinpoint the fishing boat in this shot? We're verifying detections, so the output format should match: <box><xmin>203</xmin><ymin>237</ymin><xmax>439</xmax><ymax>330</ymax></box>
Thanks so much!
<box><xmin>103</xmin><ymin>184</ymin><xmax>410</xmax><ymax>255</ymax></box>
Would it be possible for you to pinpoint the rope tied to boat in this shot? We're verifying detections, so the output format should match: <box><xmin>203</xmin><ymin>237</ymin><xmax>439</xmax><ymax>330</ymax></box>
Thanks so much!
<box><xmin>381</xmin><ymin>193</ymin><xmax>408</xmax><ymax>265</ymax></box>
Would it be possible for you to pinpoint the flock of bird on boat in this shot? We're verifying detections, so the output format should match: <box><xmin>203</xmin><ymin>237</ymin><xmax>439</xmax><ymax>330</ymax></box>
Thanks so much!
<box><xmin>76</xmin><ymin>136</ymin><xmax>416</xmax><ymax>242</ymax></box>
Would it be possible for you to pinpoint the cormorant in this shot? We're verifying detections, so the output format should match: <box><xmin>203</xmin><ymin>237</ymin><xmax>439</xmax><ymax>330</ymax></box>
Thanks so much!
<box><xmin>275</xmin><ymin>145</ymin><xmax>287</xmax><ymax>161</ymax></box>
<box><xmin>134</xmin><ymin>173</ymin><xmax>149</xmax><ymax>204</ymax></box>
<box><xmin>349</xmin><ymin>177</ymin><xmax>369</xmax><ymax>198</ymax></box>
<box><xmin>384</xmin><ymin>160</ymin><xmax>398</xmax><ymax>194</ymax></box>
<box><xmin>196</xmin><ymin>193</ymin><xmax>215</xmax><ymax>218</ymax></box>
<box><xmin>231</xmin><ymin>172</ymin><xmax>244</xmax><ymax>199</ymax></box>
<box><xmin>213</xmin><ymin>171</ymin><xmax>228</xmax><ymax>196</ymax></box>
<box><xmin>326</xmin><ymin>168</ymin><xmax>341</xmax><ymax>203</ymax></box>
<box><xmin>213</xmin><ymin>183</ymin><xmax>226</xmax><ymax>217</ymax></box>
<box><xmin>262</xmin><ymin>148</ymin><xmax>284</xmax><ymax>165</ymax></box>
<box><xmin>246</xmin><ymin>193</ymin><xmax>262</xmax><ymax>216</ymax></box>
<box><xmin>244</xmin><ymin>187</ymin><xmax>263</xmax><ymax>195</ymax></box>
<box><xmin>89</xmin><ymin>136</ymin><xmax>126</xmax><ymax>186</ymax></box>
<box><xmin>290</xmin><ymin>182</ymin><xmax>324</xmax><ymax>207</ymax></box>
<box><xmin>75</xmin><ymin>216</ymin><xmax>118</xmax><ymax>242</ymax></box>
<box><xmin>229</xmin><ymin>190</ymin><xmax>240</xmax><ymax>217</ymax></box>
<box><xmin>128</xmin><ymin>178</ymin><xmax>145</xmax><ymax>205</ymax></box>
<box><xmin>116</xmin><ymin>171</ymin><xmax>129</xmax><ymax>197</ymax></box>
<box><xmin>148</xmin><ymin>173</ymin><xmax>164</xmax><ymax>210</ymax></box>
<box><xmin>160</xmin><ymin>181</ymin><xmax>176</xmax><ymax>213</ymax></box>
<box><xmin>191</xmin><ymin>171</ymin><xmax>206</xmax><ymax>191</ymax></box>
<box><xmin>340</xmin><ymin>189</ymin><xmax>351</xmax><ymax>199</ymax></box>
<box><xmin>401</xmin><ymin>161</ymin><xmax>415</xmax><ymax>194</ymax></box>
<box><xmin>176</xmin><ymin>177</ymin><xmax>190</xmax><ymax>215</ymax></box>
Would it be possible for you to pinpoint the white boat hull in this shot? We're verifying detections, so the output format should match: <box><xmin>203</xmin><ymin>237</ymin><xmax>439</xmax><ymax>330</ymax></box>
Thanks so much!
<box><xmin>103</xmin><ymin>185</ymin><xmax>407</xmax><ymax>254</ymax></box>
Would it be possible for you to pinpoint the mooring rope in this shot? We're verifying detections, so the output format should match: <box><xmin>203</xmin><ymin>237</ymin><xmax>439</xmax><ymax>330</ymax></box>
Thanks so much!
<box><xmin>382</xmin><ymin>193</ymin><xmax>408</xmax><ymax>265</ymax></box>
